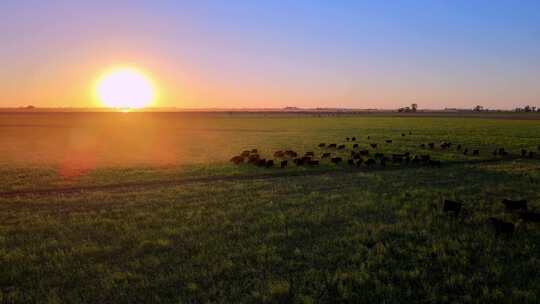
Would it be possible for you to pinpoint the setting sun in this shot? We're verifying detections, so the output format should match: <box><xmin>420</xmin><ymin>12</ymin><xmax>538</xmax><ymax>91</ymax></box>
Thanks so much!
<box><xmin>96</xmin><ymin>67</ymin><xmax>155</xmax><ymax>109</ymax></box>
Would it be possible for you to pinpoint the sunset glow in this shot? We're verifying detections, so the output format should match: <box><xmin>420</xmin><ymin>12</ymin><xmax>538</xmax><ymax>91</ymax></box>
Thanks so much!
<box><xmin>96</xmin><ymin>68</ymin><xmax>155</xmax><ymax>109</ymax></box>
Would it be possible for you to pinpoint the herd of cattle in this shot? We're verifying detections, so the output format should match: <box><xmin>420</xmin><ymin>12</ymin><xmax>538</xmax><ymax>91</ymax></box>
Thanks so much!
<box><xmin>443</xmin><ymin>198</ymin><xmax>540</xmax><ymax>236</ymax></box>
<box><xmin>230</xmin><ymin>133</ymin><xmax>540</xmax><ymax>170</ymax></box>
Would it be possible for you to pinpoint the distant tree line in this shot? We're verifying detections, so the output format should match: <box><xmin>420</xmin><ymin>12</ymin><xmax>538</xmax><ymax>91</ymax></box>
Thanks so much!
<box><xmin>514</xmin><ymin>105</ymin><xmax>539</xmax><ymax>112</ymax></box>
<box><xmin>398</xmin><ymin>103</ymin><xmax>418</xmax><ymax>113</ymax></box>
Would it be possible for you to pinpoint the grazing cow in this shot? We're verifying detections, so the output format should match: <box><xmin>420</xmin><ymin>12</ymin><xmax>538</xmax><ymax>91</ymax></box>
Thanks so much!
<box><xmin>519</xmin><ymin>211</ymin><xmax>540</xmax><ymax>223</ymax></box>
<box><xmin>347</xmin><ymin>159</ymin><xmax>355</xmax><ymax>166</ymax></box>
<box><xmin>456</xmin><ymin>144</ymin><xmax>461</xmax><ymax>151</ymax></box>
<box><xmin>331</xmin><ymin>157</ymin><xmax>342</xmax><ymax>164</ymax></box>
<box><xmin>521</xmin><ymin>149</ymin><xmax>527</xmax><ymax>157</ymax></box>
<box><xmin>443</xmin><ymin>200</ymin><xmax>462</xmax><ymax>216</ymax></box>
<box><xmin>492</xmin><ymin>149</ymin><xmax>498</xmax><ymax>156</ymax></box>
<box><xmin>420</xmin><ymin>143</ymin><xmax>426</xmax><ymax>149</ymax></box>
<box><xmin>463</xmin><ymin>148</ymin><xmax>468</xmax><ymax>155</ymax></box>
<box><xmin>280</xmin><ymin>160</ymin><xmax>288</xmax><ymax>168</ymax></box>
<box><xmin>322</xmin><ymin>152</ymin><xmax>331</xmax><ymax>158</ymax></box>
<box><xmin>501</xmin><ymin>199</ymin><xmax>527</xmax><ymax>211</ymax></box>
<box><xmin>386</xmin><ymin>140</ymin><xmax>393</xmax><ymax>144</ymax></box>
<box><xmin>440</xmin><ymin>142</ymin><xmax>452</xmax><ymax>149</ymax></box>
<box><xmin>374</xmin><ymin>153</ymin><xmax>384</xmax><ymax>159</ymax></box>
<box><xmin>274</xmin><ymin>151</ymin><xmax>285</xmax><ymax>158</ymax></box>
<box><xmin>472</xmin><ymin>149</ymin><xmax>479</xmax><ymax>156</ymax></box>
<box><xmin>353</xmin><ymin>143</ymin><xmax>359</xmax><ymax>149</ymax></box>
<box><xmin>230</xmin><ymin>156</ymin><xmax>244</xmax><ymax>165</ymax></box>
<box><xmin>338</xmin><ymin>144</ymin><xmax>346</xmax><ymax>150</ymax></box>
<box><xmin>409</xmin><ymin>131</ymin><xmax>412</xmax><ymax>135</ymax></box>
<box><xmin>346</xmin><ymin>137</ymin><xmax>350</xmax><ymax>142</ymax></box>
<box><xmin>428</xmin><ymin>143</ymin><xmax>435</xmax><ymax>149</ymax></box>
<box><xmin>251</xmin><ymin>149</ymin><xmax>258</xmax><ymax>154</ymax></box>
<box><xmin>241</xmin><ymin>150</ymin><xmax>251</xmax><ymax>157</ymax></box>
<box><xmin>367</xmin><ymin>136</ymin><xmax>371</xmax><ymax>139</ymax></box>
<box><xmin>359</xmin><ymin>150</ymin><xmax>369</xmax><ymax>156</ymax></box>
<box><xmin>401</xmin><ymin>133</ymin><xmax>405</xmax><ymax>137</ymax></box>
<box><xmin>266</xmin><ymin>160</ymin><xmax>274</xmax><ymax>168</ymax></box>
<box><xmin>318</xmin><ymin>143</ymin><xmax>326</xmax><ymax>147</ymax></box>
<box><xmin>256</xmin><ymin>159</ymin><xmax>267</xmax><ymax>167</ymax></box>
<box><xmin>308</xmin><ymin>160</ymin><xmax>320</xmax><ymax>166</ymax></box>
<box><xmin>305</xmin><ymin>151</ymin><xmax>315</xmax><ymax>157</ymax></box>
<box><xmin>293</xmin><ymin>158</ymin><xmax>304</xmax><ymax>166</ymax></box>
<box><xmin>351</xmin><ymin>137</ymin><xmax>356</xmax><ymax>141</ymax></box>
<box><xmin>529</xmin><ymin>151</ymin><xmax>535</xmax><ymax>158</ymax></box>
<box><xmin>488</xmin><ymin>218</ymin><xmax>514</xmax><ymax>236</ymax></box>
<box><xmin>370</xmin><ymin>143</ymin><xmax>378</xmax><ymax>149</ymax></box>
<box><xmin>328</xmin><ymin>144</ymin><xmax>337</xmax><ymax>148</ymax></box>
<box><xmin>365</xmin><ymin>158</ymin><xmax>376</xmax><ymax>167</ymax></box>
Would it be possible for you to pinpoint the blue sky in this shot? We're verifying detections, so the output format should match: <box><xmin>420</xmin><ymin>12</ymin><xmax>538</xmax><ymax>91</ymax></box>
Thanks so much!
<box><xmin>1</xmin><ymin>0</ymin><xmax>539</xmax><ymax>109</ymax></box>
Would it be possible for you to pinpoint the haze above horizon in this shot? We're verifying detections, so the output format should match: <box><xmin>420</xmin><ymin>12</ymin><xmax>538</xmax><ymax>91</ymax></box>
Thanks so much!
<box><xmin>1</xmin><ymin>1</ymin><xmax>539</xmax><ymax>110</ymax></box>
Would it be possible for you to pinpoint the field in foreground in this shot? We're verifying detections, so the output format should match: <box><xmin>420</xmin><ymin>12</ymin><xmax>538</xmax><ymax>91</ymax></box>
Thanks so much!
<box><xmin>1</xmin><ymin>112</ymin><xmax>540</xmax><ymax>303</ymax></box>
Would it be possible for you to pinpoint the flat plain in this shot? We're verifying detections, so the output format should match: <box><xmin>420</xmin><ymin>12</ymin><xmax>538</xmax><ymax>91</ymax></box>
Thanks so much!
<box><xmin>1</xmin><ymin>112</ymin><xmax>540</xmax><ymax>303</ymax></box>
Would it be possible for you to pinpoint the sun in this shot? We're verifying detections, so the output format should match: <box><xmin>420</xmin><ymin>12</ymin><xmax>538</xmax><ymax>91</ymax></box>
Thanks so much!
<box><xmin>95</xmin><ymin>67</ymin><xmax>156</xmax><ymax>109</ymax></box>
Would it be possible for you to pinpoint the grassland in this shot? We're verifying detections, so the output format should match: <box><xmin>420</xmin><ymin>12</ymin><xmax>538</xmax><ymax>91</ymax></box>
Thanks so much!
<box><xmin>1</xmin><ymin>112</ymin><xmax>540</xmax><ymax>303</ymax></box>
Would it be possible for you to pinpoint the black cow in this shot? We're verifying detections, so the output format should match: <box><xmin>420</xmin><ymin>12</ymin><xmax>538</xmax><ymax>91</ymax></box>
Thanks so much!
<box><xmin>347</xmin><ymin>159</ymin><xmax>355</xmax><ymax>166</ymax></box>
<box><xmin>463</xmin><ymin>148</ymin><xmax>468</xmax><ymax>155</ymax></box>
<box><xmin>251</xmin><ymin>149</ymin><xmax>258</xmax><ymax>154</ymax></box>
<box><xmin>428</xmin><ymin>143</ymin><xmax>435</xmax><ymax>149</ymax></box>
<box><xmin>472</xmin><ymin>149</ymin><xmax>479</xmax><ymax>156</ymax></box>
<box><xmin>346</xmin><ymin>137</ymin><xmax>350</xmax><ymax>142</ymax></box>
<box><xmin>370</xmin><ymin>143</ymin><xmax>378</xmax><ymax>149</ymax></box>
<box><xmin>328</xmin><ymin>144</ymin><xmax>337</xmax><ymax>148</ymax></box>
<box><xmin>443</xmin><ymin>200</ymin><xmax>462</xmax><ymax>216</ymax></box>
<box><xmin>256</xmin><ymin>159</ymin><xmax>267</xmax><ymax>167</ymax></box>
<box><xmin>456</xmin><ymin>144</ymin><xmax>461</xmax><ymax>151</ymax></box>
<box><xmin>488</xmin><ymin>218</ymin><xmax>514</xmax><ymax>236</ymax></box>
<box><xmin>280</xmin><ymin>160</ymin><xmax>288</xmax><ymax>168</ymax></box>
<box><xmin>322</xmin><ymin>152</ymin><xmax>331</xmax><ymax>158</ymax></box>
<box><xmin>285</xmin><ymin>150</ymin><xmax>298</xmax><ymax>158</ymax></box>
<box><xmin>248</xmin><ymin>154</ymin><xmax>260</xmax><ymax>164</ymax></box>
<box><xmin>351</xmin><ymin>137</ymin><xmax>356</xmax><ymax>141</ymax></box>
<box><xmin>331</xmin><ymin>157</ymin><xmax>342</xmax><ymax>164</ymax></box>
<box><xmin>401</xmin><ymin>133</ymin><xmax>405</xmax><ymax>137</ymax></box>
<box><xmin>529</xmin><ymin>151</ymin><xmax>535</xmax><ymax>158</ymax></box>
<box><xmin>353</xmin><ymin>143</ymin><xmax>359</xmax><ymax>149</ymax></box>
<box><xmin>338</xmin><ymin>144</ymin><xmax>346</xmax><ymax>150</ymax></box>
<box><xmin>266</xmin><ymin>160</ymin><xmax>274</xmax><ymax>168</ymax></box>
<box><xmin>318</xmin><ymin>143</ymin><xmax>326</xmax><ymax>147</ymax></box>
<box><xmin>308</xmin><ymin>160</ymin><xmax>320</xmax><ymax>166</ymax></box>
<box><xmin>305</xmin><ymin>151</ymin><xmax>314</xmax><ymax>157</ymax></box>
<box><xmin>501</xmin><ymin>199</ymin><xmax>527</xmax><ymax>211</ymax></box>
<box><xmin>359</xmin><ymin>150</ymin><xmax>369</xmax><ymax>156</ymax></box>
<box><xmin>241</xmin><ymin>150</ymin><xmax>251</xmax><ymax>157</ymax></box>
<box><xmin>274</xmin><ymin>151</ymin><xmax>285</xmax><ymax>158</ymax></box>
<box><xmin>386</xmin><ymin>140</ymin><xmax>393</xmax><ymax>144</ymax></box>
<box><xmin>420</xmin><ymin>143</ymin><xmax>426</xmax><ymax>149</ymax></box>
<box><xmin>365</xmin><ymin>158</ymin><xmax>376</xmax><ymax>167</ymax></box>
<box><xmin>293</xmin><ymin>158</ymin><xmax>304</xmax><ymax>166</ymax></box>
<box><xmin>521</xmin><ymin>149</ymin><xmax>527</xmax><ymax>157</ymax></box>
<box><xmin>230</xmin><ymin>156</ymin><xmax>244</xmax><ymax>165</ymax></box>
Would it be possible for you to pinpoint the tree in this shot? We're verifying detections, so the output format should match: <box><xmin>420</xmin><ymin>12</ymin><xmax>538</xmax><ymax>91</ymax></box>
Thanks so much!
<box><xmin>411</xmin><ymin>103</ymin><xmax>418</xmax><ymax>112</ymax></box>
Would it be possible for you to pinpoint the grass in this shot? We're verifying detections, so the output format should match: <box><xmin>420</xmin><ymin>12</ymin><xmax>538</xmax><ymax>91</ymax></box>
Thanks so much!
<box><xmin>1</xmin><ymin>112</ymin><xmax>540</xmax><ymax>303</ymax></box>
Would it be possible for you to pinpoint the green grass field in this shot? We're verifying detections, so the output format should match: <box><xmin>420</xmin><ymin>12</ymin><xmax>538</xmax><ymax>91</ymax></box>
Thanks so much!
<box><xmin>1</xmin><ymin>112</ymin><xmax>540</xmax><ymax>303</ymax></box>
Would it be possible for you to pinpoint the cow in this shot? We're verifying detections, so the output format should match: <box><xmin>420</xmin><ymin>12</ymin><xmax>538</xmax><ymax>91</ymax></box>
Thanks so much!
<box><xmin>251</xmin><ymin>149</ymin><xmax>258</xmax><ymax>154</ymax></box>
<box><xmin>266</xmin><ymin>160</ymin><xmax>274</xmax><ymax>168</ymax></box>
<box><xmin>248</xmin><ymin>154</ymin><xmax>260</xmax><ymax>164</ymax></box>
<box><xmin>492</xmin><ymin>149</ymin><xmax>498</xmax><ymax>156</ymax></box>
<box><xmin>347</xmin><ymin>159</ymin><xmax>355</xmax><ymax>166</ymax></box>
<box><xmin>353</xmin><ymin>143</ymin><xmax>359</xmax><ymax>149</ymax></box>
<box><xmin>440</xmin><ymin>142</ymin><xmax>451</xmax><ymax>149</ymax></box>
<box><xmin>409</xmin><ymin>131</ymin><xmax>412</xmax><ymax>135</ymax></box>
<box><xmin>374</xmin><ymin>153</ymin><xmax>384</xmax><ymax>159</ymax></box>
<box><xmin>351</xmin><ymin>137</ymin><xmax>356</xmax><ymax>141</ymax></box>
<box><xmin>380</xmin><ymin>157</ymin><xmax>387</xmax><ymax>167</ymax></box>
<box><xmin>331</xmin><ymin>157</ymin><xmax>342</xmax><ymax>164</ymax></box>
<box><xmin>280</xmin><ymin>160</ymin><xmax>288</xmax><ymax>168</ymax></box>
<box><xmin>256</xmin><ymin>159</ymin><xmax>267</xmax><ymax>167</ymax></box>
<box><xmin>488</xmin><ymin>218</ymin><xmax>514</xmax><ymax>236</ymax></box>
<box><xmin>529</xmin><ymin>151</ymin><xmax>535</xmax><ymax>158</ymax></box>
<box><xmin>501</xmin><ymin>199</ymin><xmax>527</xmax><ymax>212</ymax></box>
<box><xmin>401</xmin><ymin>133</ymin><xmax>405</xmax><ymax>137</ymax></box>
<box><xmin>328</xmin><ymin>144</ymin><xmax>337</xmax><ymax>148</ymax></box>
<box><xmin>285</xmin><ymin>150</ymin><xmax>298</xmax><ymax>158</ymax></box>
<box><xmin>346</xmin><ymin>137</ymin><xmax>350</xmax><ymax>142</ymax></box>
<box><xmin>359</xmin><ymin>150</ymin><xmax>369</xmax><ymax>156</ymax></box>
<box><xmin>370</xmin><ymin>143</ymin><xmax>378</xmax><ymax>149</ymax></box>
<box><xmin>428</xmin><ymin>143</ymin><xmax>435</xmax><ymax>149</ymax></box>
<box><xmin>463</xmin><ymin>149</ymin><xmax>468</xmax><ymax>155</ymax></box>
<box><xmin>322</xmin><ymin>152</ymin><xmax>331</xmax><ymax>158</ymax></box>
<box><xmin>443</xmin><ymin>200</ymin><xmax>462</xmax><ymax>216</ymax></box>
<box><xmin>230</xmin><ymin>156</ymin><xmax>244</xmax><ymax>165</ymax></box>
<box><xmin>305</xmin><ymin>151</ymin><xmax>315</xmax><ymax>157</ymax></box>
<box><xmin>521</xmin><ymin>149</ymin><xmax>527</xmax><ymax>157</ymax></box>
<box><xmin>472</xmin><ymin>149</ymin><xmax>479</xmax><ymax>156</ymax></box>
<box><xmin>456</xmin><ymin>144</ymin><xmax>461</xmax><ymax>151</ymax></box>
<box><xmin>386</xmin><ymin>140</ymin><xmax>393</xmax><ymax>144</ymax></box>
<box><xmin>356</xmin><ymin>159</ymin><xmax>364</xmax><ymax>166</ymax></box>
<box><xmin>318</xmin><ymin>143</ymin><xmax>326</xmax><ymax>147</ymax></box>
<box><xmin>519</xmin><ymin>211</ymin><xmax>540</xmax><ymax>223</ymax></box>
<box><xmin>274</xmin><ymin>151</ymin><xmax>285</xmax><ymax>158</ymax></box>
<box><xmin>294</xmin><ymin>158</ymin><xmax>304</xmax><ymax>166</ymax></box>
<box><xmin>338</xmin><ymin>145</ymin><xmax>346</xmax><ymax>150</ymax></box>
<box><xmin>367</xmin><ymin>136</ymin><xmax>371</xmax><ymax>140</ymax></box>
<box><xmin>241</xmin><ymin>150</ymin><xmax>251</xmax><ymax>157</ymax></box>
<box><xmin>420</xmin><ymin>143</ymin><xmax>426</xmax><ymax>149</ymax></box>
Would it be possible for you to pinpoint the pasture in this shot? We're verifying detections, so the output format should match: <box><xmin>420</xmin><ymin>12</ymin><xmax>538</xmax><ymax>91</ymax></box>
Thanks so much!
<box><xmin>1</xmin><ymin>112</ymin><xmax>540</xmax><ymax>303</ymax></box>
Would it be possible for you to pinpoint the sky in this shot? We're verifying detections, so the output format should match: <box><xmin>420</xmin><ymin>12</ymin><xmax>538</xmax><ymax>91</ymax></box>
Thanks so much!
<box><xmin>1</xmin><ymin>0</ymin><xmax>539</xmax><ymax>109</ymax></box>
